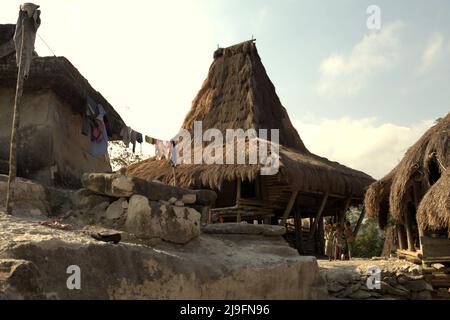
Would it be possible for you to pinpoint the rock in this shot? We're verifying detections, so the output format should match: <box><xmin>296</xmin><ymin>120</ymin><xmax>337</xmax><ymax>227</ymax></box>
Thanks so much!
<box><xmin>0</xmin><ymin>213</ymin><xmax>327</xmax><ymax>300</ymax></box>
<box><xmin>402</xmin><ymin>279</ymin><xmax>434</xmax><ymax>292</ymax></box>
<box><xmin>432</xmin><ymin>263</ymin><xmax>445</xmax><ymax>270</ymax></box>
<box><xmin>71</xmin><ymin>189</ymin><xmax>113</xmax><ymax>212</ymax></box>
<box><xmin>326</xmin><ymin>271</ymin><xmax>353</xmax><ymax>286</ymax></box>
<box><xmin>349</xmin><ymin>290</ymin><xmax>372</xmax><ymax>300</ymax></box>
<box><xmin>82</xmin><ymin>173</ymin><xmax>217</xmax><ymax>205</ymax></box>
<box><xmin>380</xmin><ymin>281</ymin><xmax>409</xmax><ymax>298</ymax></box>
<box><xmin>168</xmin><ymin>197</ymin><xmax>177</xmax><ymax>204</ymax></box>
<box><xmin>174</xmin><ymin>201</ymin><xmax>184</xmax><ymax>207</ymax></box>
<box><xmin>105</xmin><ymin>198</ymin><xmax>126</xmax><ymax>220</ymax></box>
<box><xmin>0</xmin><ymin>259</ymin><xmax>44</xmax><ymax>299</ymax></box>
<box><xmin>411</xmin><ymin>291</ymin><xmax>432</xmax><ymax>300</ymax></box>
<box><xmin>125</xmin><ymin>195</ymin><xmax>201</xmax><ymax>244</ymax></box>
<box><xmin>370</xmin><ymin>291</ymin><xmax>382</xmax><ymax>298</ymax></box>
<box><xmin>121</xmin><ymin>201</ymin><xmax>129</xmax><ymax>209</ymax></box>
<box><xmin>0</xmin><ymin>175</ymin><xmax>49</xmax><ymax>216</ymax></box>
<box><xmin>327</xmin><ymin>282</ymin><xmax>345</xmax><ymax>293</ymax></box>
<box><xmin>202</xmin><ymin>223</ymin><xmax>286</xmax><ymax>237</ymax></box>
<box><xmin>182</xmin><ymin>194</ymin><xmax>197</xmax><ymax>205</ymax></box>
<box><xmin>383</xmin><ymin>276</ymin><xmax>397</xmax><ymax>287</ymax></box>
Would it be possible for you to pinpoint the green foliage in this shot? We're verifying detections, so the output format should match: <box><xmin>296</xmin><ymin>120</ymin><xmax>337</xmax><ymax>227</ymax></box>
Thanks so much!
<box><xmin>108</xmin><ymin>141</ymin><xmax>145</xmax><ymax>171</ymax></box>
<box><xmin>346</xmin><ymin>207</ymin><xmax>386</xmax><ymax>258</ymax></box>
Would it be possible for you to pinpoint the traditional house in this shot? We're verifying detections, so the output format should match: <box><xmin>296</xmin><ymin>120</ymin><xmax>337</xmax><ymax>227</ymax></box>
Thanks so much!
<box><xmin>127</xmin><ymin>40</ymin><xmax>374</xmax><ymax>254</ymax></box>
<box><xmin>364</xmin><ymin>113</ymin><xmax>450</xmax><ymax>263</ymax></box>
<box><xmin>0</xmin><ymin>24</ymin><xmax>125</xmax><ymax>188</ymax></box>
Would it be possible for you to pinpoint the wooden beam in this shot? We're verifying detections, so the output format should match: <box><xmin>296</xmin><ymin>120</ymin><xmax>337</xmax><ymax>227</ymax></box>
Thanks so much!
<box><xmin>309</xmin><ymin>193</ymin><xmax>329</xmax><ymax>240</ymax></box>
<box><xmin>281</xmin><ymin>191</ymin><xmax>298</xmax><ymax>225</ymax></box>
<box><xmin>353</xmin><ymin>205</ymin><xmax>365</xmax><ymax>238</ymax></box>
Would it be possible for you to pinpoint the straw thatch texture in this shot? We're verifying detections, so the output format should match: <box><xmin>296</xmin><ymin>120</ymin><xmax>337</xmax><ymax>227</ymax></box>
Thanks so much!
<box><xmin>127</xmin><ymin>140</ymin><xmax>373</xmax><ymax>196</ymax></box>
<box><xmin>364</xmin><ymin>113</ymin><xmax>450</xmax><ymax>227</ymax></box>
<box><xmin>182</xmin><ymin>40</ymin><xmax>306</xmax><ymax>152</ymax></box>
<box><xmin>127</xmin><ymin>40</ymin><xmax>373</xmax><ymax>196</ymax></box>
<box><xmin>417</xmin><ymin>167</ymin><xmax>450</xmax><ymax>231</ymax></box>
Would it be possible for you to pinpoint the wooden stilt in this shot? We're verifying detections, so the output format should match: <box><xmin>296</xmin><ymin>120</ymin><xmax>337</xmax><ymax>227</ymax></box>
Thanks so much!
<box><xmin>236</xmin><ymin>179</ymin><xmax>241</xmax><ymax>223</ymax></box>
<box><xmin>397</xmin><ymin>225</ymin><xmax>407</xmax><ymax>250</ymax></box>
<box><xmin>281</xmin><ymin>191</ymin><xmax>298</xmax><ymax>226</ymax></box>
<box><xmin>404</xmin><ymin>212</ymin><xmax>416</xmax><ymax>252</ymax></box>
<box><xmin>413</xmin><ymin>183</ymin><xmax>424</xmax><ymax>251</ymax></box>
<box><xmin>293</xmin><ymin>209</ymin><xmax>303</xmax><ymax>254</ymax></box>
<box><xmin>309</xmin><ymin>193</ymin><xmax>329</xmax><ymax>240</ymax></box>
<box><xmin>5</xmin><ymin>18</ymin><xmax>26</xmax><ymax>215</ymax></box>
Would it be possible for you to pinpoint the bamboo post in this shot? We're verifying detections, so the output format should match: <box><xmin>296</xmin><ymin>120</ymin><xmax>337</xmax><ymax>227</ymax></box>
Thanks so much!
<box><xmin>5</xmin><ymin>17</ymin><xmax>26</xmax><ymax>215</ymax></box>
<box><xmin>171</xmin><ymin>166</ymin><xmax>177</xmax><ymax>187</ymax></box>
<box><xmin>309</xmin><ymin>193</ymin><xmax>329</xmax><ymax>240</ymax></box>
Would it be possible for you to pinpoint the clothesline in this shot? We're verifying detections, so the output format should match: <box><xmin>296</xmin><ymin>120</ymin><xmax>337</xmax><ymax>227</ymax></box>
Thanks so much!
<box><xmin>120</xmin><ymin>126</ymin><xmax>177</xmax><ymax>167</ymax></box>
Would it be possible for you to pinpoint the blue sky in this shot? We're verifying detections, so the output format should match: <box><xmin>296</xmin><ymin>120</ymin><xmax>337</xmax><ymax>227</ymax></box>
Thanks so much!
<box><xmin>2</xmin><ymin>0</ymin><xmax>449</xmax><ymax>178</ymax></box>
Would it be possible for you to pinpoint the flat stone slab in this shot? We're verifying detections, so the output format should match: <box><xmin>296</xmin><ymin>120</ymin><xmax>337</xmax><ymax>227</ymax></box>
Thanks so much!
<box><xmin>202</xmin><ymin>223</ymin><xmax>286</xmax><ymax>237</ymax></box>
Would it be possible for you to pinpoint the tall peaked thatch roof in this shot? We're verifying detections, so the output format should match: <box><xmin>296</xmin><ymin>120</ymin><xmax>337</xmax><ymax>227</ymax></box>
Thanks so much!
<box><xmin>182</xmin><ymin>40</ymin><xmax>306</xmax><ymax>151</ymax></box>
<box><xmin>364</xmin><ymin>113</ymin><xmax>450</xmax><ymax>227</ymax></box>
<box><xmin>417</xmin><ymin>167</ymin><xmax>450</xmax><ymax>231</ymax></box>
<box><xmin>127</xmin><ymin>40</ymin><xmax>373</xmax><ymax>196</ymax></box>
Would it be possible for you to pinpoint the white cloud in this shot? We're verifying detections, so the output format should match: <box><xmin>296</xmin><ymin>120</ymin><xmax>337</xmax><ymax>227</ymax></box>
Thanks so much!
<box><xmin>318</xmin><ymin>21</ymin><xmax>404</xmax><ymax>97</ymax></box>
<box><xmin>293</xmin><ymin>117</ymin><xmax>433</xmax><ymax>179</ymax></box>
<box><xmin>420</xmin><ymin>33</ymin><xmax>445</xmax><ymax>72</ymax></box>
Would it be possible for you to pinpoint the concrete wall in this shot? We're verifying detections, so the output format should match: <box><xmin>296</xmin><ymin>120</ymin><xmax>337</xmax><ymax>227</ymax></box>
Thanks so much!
<box><xmin>0</xmin><ymin>88</ymin><xmax>112</xmax><ymax>188</ymax></box>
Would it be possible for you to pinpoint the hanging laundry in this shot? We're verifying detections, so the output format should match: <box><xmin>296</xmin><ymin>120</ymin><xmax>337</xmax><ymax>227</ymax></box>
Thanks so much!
<box><xmin>145</xmin><ymin>136</ymin><xmax>155</xmax><ymax>145</ymax></box>
<box><xmin>89</xmin><ymin>104</ymin><xmax>109</xmax><ymax>157</ymax></box>
<box><xmin>120</xmin><ymin>126</ymin><xmax>131</xmax><ymax>147</ymax></box>
<box><xmin>136</xmin><ymin>132</ymin><xmax>143</xmax><ymax>144</ymax></box>
<box><xmin>155</xmin><ymin>139</ymin><xmax>171</xmax><ymax>160</ymax></box>
<box><xmin>170</xmin><ymin>140</ymin><xmax>177</xmax><ymax>167</ymax></box>
<box><xmin>130</xmin><ymin>130</ymin><xmax>137</xmax><ymax>153</ymax></box>
<box><xmin>81</xmin><ymin>96</ymin><xmax>100</xmax><ymax>136</ymax></box>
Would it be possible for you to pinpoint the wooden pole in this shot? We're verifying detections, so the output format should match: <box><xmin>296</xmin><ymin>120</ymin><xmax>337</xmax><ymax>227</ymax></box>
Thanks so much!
<box><xmin>353</xmin><ymin>205</ymin><xmax>366</xmax><ymax>238</ymax></box>
<box><xmin>5</xmin><ymin>18</ymin><xmax>26</xmax><ymax>215</ymax></box>
<box><xmin>397</xmin><ymin>225</ymin><xmax>407</xmax><ymax>250</ymax></box>
<box><xmin>404</xmin><ymin>212</ymin><xmax>416</xmax><ymax>252</ymax></box>
<box><xmin>171</xmin><ymin>166</ymin><xmax>177</xmax><ymax>187</ymax></box>
<box><xmin>293</xmin><ymin>209</ymin><xmax>303</xmax><ymax>254</ymax></box>
<box><xmin>309</xmin><ymin>193</ymin><xmax>329</xmax><ymax>240</ymax></box>
<box><xmin>339</xmin><ymin>197</ymin><xmax>352</xmax><ymax>228</ymax></box>
<box><xmin>281</xmin><ymin>191</ymin><xmax>298</xmax><ymax>226</ymax></box>
<box><xmin>236</xmin><ymin>179</ymin><xmax>241</xmax><ymax>223</ymax></box>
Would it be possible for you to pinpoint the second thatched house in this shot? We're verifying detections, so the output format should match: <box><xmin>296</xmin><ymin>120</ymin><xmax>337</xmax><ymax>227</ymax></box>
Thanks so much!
<box><xmin>364</xmin><ymin>113</ymin><xmax>450</xmax><ymax>263</ymax></box>
<box><xmin>127</xmin><ymin>40</ymin><xmax>374</xmax><ymax>254</ymax></box>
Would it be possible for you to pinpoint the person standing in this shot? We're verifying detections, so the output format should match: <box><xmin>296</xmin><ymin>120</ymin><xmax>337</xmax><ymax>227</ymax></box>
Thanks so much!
<box><xmin>344</xmin><ymin>221</ymin><xmax>356</xmax><ymax>260</ymax></box>
<box><xmin>324</xmin><ymin>222</ymin><xmax>334</xmax><ymax>261</ymax></box>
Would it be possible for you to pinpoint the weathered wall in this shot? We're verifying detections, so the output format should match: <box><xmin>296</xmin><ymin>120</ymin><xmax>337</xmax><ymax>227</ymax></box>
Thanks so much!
<box><xmin>0</xmin><ymin>88</ymin><xmax>111</xmax><ymax>187</ymax></box>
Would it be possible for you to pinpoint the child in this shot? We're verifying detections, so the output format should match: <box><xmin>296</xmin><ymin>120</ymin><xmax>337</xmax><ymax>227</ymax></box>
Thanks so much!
<box><xmin>344</xmin><ymin>221</ymin><xmax>355</xmax><ymax>260</ymax></box>
<box><xmin>324</xmin><ymin>223</ymin><xmax>334</xmax><ymax>261</ymax></box>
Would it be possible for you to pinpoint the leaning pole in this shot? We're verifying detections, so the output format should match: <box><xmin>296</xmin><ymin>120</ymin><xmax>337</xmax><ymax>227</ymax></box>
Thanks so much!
<box><xmin>5</xmin><ymin>3</ymin><xmax>41</xmax><ymax>215</ymax></box>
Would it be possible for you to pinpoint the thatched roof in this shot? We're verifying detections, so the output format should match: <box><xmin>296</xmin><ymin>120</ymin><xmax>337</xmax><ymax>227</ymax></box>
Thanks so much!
<box><xmin>417</xmin><ymin>167</ymin><xmax>450</xmax><ymax>231</ymax></box>
<box><xmin>0</xmin><ymin>24</ymin><xmax>125</xmax><ymax>139</ymax></box>
<box><xmin>127</xmin><ymin>40</ymin><xmax>374</xmax><ymax>196</ymax></box>
<box><xmin>364</xmin><ymin>113</ymin><xmax>450</xmax><ymax>227</ymax></box>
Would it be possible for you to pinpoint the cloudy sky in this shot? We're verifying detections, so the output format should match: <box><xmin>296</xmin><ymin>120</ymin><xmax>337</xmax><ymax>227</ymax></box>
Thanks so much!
<box><xmin>2</xmin><ymin>0</ymin><xmax>449</xmax><ymax>178</ymax></box>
